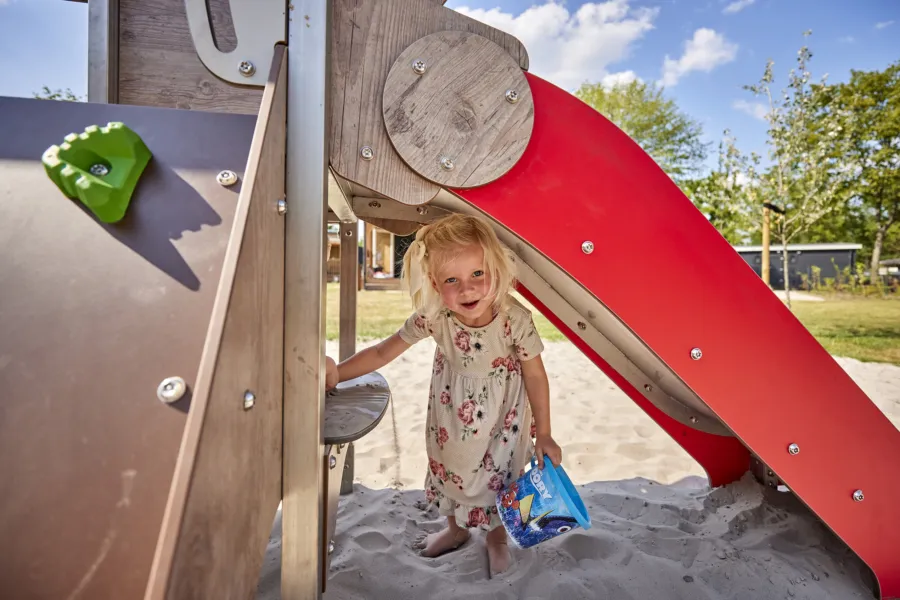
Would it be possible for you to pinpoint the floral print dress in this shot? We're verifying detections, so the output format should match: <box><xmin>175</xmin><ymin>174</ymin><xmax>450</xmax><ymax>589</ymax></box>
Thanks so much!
<box><xmin>398</xmin><ymin>295</ymin><xmax>544</xmax><ymax>531</ymax></box>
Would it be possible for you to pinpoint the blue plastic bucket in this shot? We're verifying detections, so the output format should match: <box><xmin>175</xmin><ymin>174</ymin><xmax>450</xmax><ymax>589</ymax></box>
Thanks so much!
<box><xmin>495</xmin><ymin>455</ymin><xmax>591</xmax><ymax>548</ymax></box>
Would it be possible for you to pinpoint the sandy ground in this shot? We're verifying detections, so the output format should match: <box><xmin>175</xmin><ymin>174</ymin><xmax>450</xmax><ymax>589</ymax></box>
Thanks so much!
<box><xmin>256</xmin><ymin>339</ymin><xmax>899</xmax><ymax>600</ymax></box>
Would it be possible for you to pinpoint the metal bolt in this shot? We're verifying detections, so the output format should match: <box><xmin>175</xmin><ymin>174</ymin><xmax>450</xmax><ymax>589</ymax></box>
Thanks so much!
<box><xmin>788</xmin><ymin>443</ymin><xmax>800</xmax><ymax>455</ymax></box>
<box><xmin>690</xmin><ymin>416</ymin><xmax>698</xmax><ymax>424</ymax></box>
<box><xmin>217</xmin><ymin>170</ymin><xmax>238</xmax><ymax>186</ymax></box>
<box><xmin>90</xmin><ymin>164</ymin><xmax>109</xmax><ymax>177</ymax></box>
<box><xmin>328</xmin><ymin>540</ymin><xmax>335</xmax><ymax>554</ymax></box>
<box><xmin>577</xmin><ymin>321</ymin><xmax>586</xmax><ymax>330</ymax></box>
<box><xmin>644</xmin><ymin>384</ymin><xmax>653</xmax><ymax>392</ymax></box>
<box><xmin>330</xmin><ymin>455</ymin><xmax>337</xmax><ymax>469</ymax></box>
<box><xmin>243</xmin><ymin>390</ymin><xmax>256</xmax><ymax>411</ymax></box>
<box><xmin>581</xmin><ymin>241</ymin><xmax>594</xmax><ymax>254</ymax></box>
<box><xmin>345</xmin><ymin>229</ymin><xmax>352</xmax><ymax>236</ymax></box>
<box><xmin>369</xmin><ymin>200</ymin><xmax>381</xmax><ymax>208</ymax></box>
<box><xmin>412</xmin><ymin>59</ymin><xmax>427</xmax><ymax>75</ymax></box>
<box><xmin>276</xmin><ymin>199</ymin><xmax>287</xmax><ymax>215</ymax></box>
<box><xmin>505</xmin><ymin>89</ymin><xmax>519</xmax><ymax>104</ymax></box>
<box><xmin>852</xmin><ymin>489</ymin><xmax>864</xmax><ymax>502</ymax></box>
<box><xmin>360</xmin><ymin>146</ymin><xmax>374</xmax><ymax>161</ymax></box>
<box><xmin>238</xmin><ymin>60</ymin><xmax>256</xmax><ymax>77</ymax></box>
<box><xmin>416</xmin><ymin>206</ymin><xmax>428</xmax><ymax>215</ymax></box>
<box><xmin>157</xmin><ymin>376</ymin><xmax>186</xmax><ymax>404</ymax></box>
<box><xmin>690</xmin><ymin>348</ymin><xmax>703</xmax><ymax>361</ymax></box>
<box><xmin>440</xmin><ymin>156</ymin><xmax>455</xmax><ymax>171</ymax></box>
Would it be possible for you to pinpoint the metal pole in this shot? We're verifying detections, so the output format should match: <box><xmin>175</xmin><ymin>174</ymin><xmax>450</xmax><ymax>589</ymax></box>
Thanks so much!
<box><xmin>283</xmin><ymin>0</ymin><xmax>330</xmax><ymax>597</ymax></box>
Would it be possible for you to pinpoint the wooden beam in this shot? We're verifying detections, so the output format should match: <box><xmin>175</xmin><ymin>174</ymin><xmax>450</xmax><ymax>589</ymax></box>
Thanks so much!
<box><xmin>144</xmin><ymin>44</ymin><xmax>287</xmax><ymax>600</ymax></box>
<box><xmin>282</xmin><ymin>0</ymin><xmax>330</xmax><ymax>597</ymax></box>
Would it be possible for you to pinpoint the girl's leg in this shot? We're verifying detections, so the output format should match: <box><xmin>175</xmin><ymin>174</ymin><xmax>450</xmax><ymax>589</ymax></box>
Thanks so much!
<box><xmin>486</xmin><ymin>524</ymin><xmax>512</xmax><ymax>576</ymax></box>
<box><xmin>414</xmin><ymin>515</ymin><xmax>470</xmax><ymax>558</ymax></box>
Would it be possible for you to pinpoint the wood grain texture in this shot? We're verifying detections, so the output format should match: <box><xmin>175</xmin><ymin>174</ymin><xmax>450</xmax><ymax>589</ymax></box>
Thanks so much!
<box><xmin>321</xmin><ymin>445</ymin><xmax>348</xmax><ymax>593</ymax></box>
<box><xmin>323</xmin><ymin>373</ymin><xmax>391</xmax><ymax>445</ymax></box>
<box><xmin>118</xmin><ymin>0</ymin><xmax>262</xmax><ymax>113</ymax></box>
<box><xmin>145</xmin><ymin>46</ymin><xmax>287</xmax><ymax>600</ymax></box>
<box><xmin>339</xmin><ymin>222</ymin><xmax>358</xmax><ymax>361</ymax></box>
<box><xmin>383</xmin><ymin>31</ymin><xmax>533</xmax><ymax>188</ymax></box>
<box><xmin>330</xmin><ymin>0</ymin><xmax>529</xmax><ymax>205</ymax></box>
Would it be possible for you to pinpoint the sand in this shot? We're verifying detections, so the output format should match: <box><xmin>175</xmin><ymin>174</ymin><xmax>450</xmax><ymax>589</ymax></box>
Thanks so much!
<box><xmin>256</xmin><ymin>339</ymin><xmax>900</xmax><ymax>599</ymax></box>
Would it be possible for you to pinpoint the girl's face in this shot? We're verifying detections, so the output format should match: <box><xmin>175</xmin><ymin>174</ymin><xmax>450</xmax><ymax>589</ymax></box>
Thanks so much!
<box><xmin>431</xmin><ymin>244</ymin><xmax>494</xmax><ymax>326</ymax></box>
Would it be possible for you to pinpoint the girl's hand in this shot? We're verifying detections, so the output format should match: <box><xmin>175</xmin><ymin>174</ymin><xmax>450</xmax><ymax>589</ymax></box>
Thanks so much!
<box><xmin>325</xmin><ymin>356</ymin><xmax>339</xmax><ymax>391</ymax></box>
<box><xmin>534</xmin><ymin>434</ymin><xmax>562</xmax><ymax>469</ymax></box>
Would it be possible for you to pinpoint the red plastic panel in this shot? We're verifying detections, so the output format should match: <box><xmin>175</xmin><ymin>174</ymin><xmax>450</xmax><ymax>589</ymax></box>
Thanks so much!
<box><xmin>456</xmin><ymin>72</ymin><xmax>900</xmax><ymax>600</ymax></box>
<box><xmin>515</xmin><ymin>284</ymin><xmax>749</xmax><ymax>488</ymax></box>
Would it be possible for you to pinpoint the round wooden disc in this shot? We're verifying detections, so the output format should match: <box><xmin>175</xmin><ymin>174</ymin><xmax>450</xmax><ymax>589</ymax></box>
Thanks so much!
<box><xmin>382</xmin><ymin>30</ymin><xmax>534</xmax><ymax>189</ymax></box>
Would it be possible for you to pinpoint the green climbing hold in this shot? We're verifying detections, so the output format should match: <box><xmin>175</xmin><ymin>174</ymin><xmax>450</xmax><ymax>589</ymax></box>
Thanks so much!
<box><xmin>42</xmin><ymin>122</ymin><xmax>152</xmax><ymax>223</ymax></box>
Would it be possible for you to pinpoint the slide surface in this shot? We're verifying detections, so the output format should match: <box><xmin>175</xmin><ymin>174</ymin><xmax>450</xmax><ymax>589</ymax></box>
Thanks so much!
<box><xmin>453</xmin><ymin>72</ymin><xmax>900</xmax><ymax>600</ymax></box>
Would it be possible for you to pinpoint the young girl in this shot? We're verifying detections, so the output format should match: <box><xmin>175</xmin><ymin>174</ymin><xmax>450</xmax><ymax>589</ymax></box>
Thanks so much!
<box><xmin>325</xmin><ymin>213</ymin><xmax>561</xmax><ymax>576</ymax></box>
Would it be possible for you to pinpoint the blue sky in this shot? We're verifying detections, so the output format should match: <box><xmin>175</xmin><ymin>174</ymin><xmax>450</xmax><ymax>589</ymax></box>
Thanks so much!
<box><xmin>2</xmin><ymin>0</ymin><xmax>897</xmax><ymax>172</ymax></box>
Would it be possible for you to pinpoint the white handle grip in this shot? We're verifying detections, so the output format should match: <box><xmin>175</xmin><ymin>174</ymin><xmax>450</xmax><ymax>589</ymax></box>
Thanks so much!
<box><xmin>184</xmin><ymin>0</ymin><xmax>286</xmax><ymax>86</ymax></box>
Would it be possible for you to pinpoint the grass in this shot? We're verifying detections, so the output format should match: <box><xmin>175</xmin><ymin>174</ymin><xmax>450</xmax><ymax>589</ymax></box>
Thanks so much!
<box><xmin>326</xmin><ymin>284</ymin><xmax>900</xmax><ymax>365</ymax></box>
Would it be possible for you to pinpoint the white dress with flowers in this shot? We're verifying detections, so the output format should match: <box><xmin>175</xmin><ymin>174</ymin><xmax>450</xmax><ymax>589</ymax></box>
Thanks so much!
<box><xmin>398</xmin><ymin>295</ymin><xmax>544</xmax><ymax>531</ymax></box>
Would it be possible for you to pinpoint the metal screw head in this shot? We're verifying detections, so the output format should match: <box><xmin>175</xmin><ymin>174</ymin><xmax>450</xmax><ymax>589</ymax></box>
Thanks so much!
<box><xmin>690</xmin><ymin>416</ymin><xmax>699</xmax><ymax>424</ymax></box>
<box><xmin>157</xmin><ymin>377</ymin><xmax>186</xmax><ymax>404</ymax></box>
<box><xmin>852</xmin><ymin>489</ymin><xmax>864</xmax><ymax>502</ymax></box>
<box><xmin>581</xmin><ymin>241</ymin><xmax>594</xmax><ymax>254</ymax></box>
<box><xmin>329</xmin><ymin>455</ymin><xmax>337</xmax><ymax>469</ymax></box>
<box><xmin>344</xmin><ymin>229</ymin><xmax>353</xmax><ymax>236</ymax></box>
<box><xmin>276</xmin><ymin>199</ymin><xmax>287</xmax><ymax>215</ymax></box>
<box><xmin>360</xmin><ymin>146</ymin><xmax>374</xmax><ymax>161</ymax></box>
<box><xmin>243</xmin><ymin>390</ymin><xmax>256</xmax><ymax>411</ymax></box>
<box><xmin>416</xmin><ymin>206</ymin><xmax>428</xmax><ymax>215</ymax></box>
<box><xmin>217</xmin><ymin>170</ymin><xmax>238</xmax><ymax>186</ymax></box>
<box><xmin>412</xmin><ymin>59</ymin><xmax>427</xmax><ymax>75</ymax></box>
<box><xmin>368</xmin><ymin>200</ymin><xmax>381</xmax><ymax>208</ymax></box>
<box><xmin>440</xmin><ymin>156</ymin><xmax>455</xmax><ymax>171</ymax></box>
<box><xmin>788</xmin><ymin>443</ymin><xmax>800</xmax><ymax>455</ymax></box>
<box><xmin>505</xmin><ymin>89</ymin><xmax>519</xmax><ymax>104</ymax></box>
<box><xmin>690</xmin><ymin>348</ymin><xmax>703</xmax><ymax>360</ymax></box>
<box><xmin>238</xmin><ymin>60</ymin><xmax>256</xmax><ymax>77</ymax></box>
<box><xmin>90</xmin><ymin>164</ymin><xmax>109</xmax><ymax>177</ymax></box>
<box><xmin>328</xmin><ymin>540</ymin><xmax>335</xmax><ymax>554</ymax></box>
<box><xmin>577</xmin><ymin>321</ymin><xmax>587</xmax><ymax>330</ymax></box>
<box><xmin>644</xmin><ymin>384</ymin><xmax>653</xmax><ymax>392</ymax></box>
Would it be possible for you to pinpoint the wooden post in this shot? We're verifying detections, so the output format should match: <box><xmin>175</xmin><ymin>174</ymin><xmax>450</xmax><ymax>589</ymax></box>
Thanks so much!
<box><xmin>282</xmin><ymin>0</ymin><xmax>330</xmax><ymax>597</ymax></box>
<box><xmin>761</xmin><ymin>205</ymin><xmax>771</xmax><ymax>286</ymax></box>
<box><xmin>339</xmin><ymin>221</ymin><xmax>358</xmax><ymax>495</ymax></box>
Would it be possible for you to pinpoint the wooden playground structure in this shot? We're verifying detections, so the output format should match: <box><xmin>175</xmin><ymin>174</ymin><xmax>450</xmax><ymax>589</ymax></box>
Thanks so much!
<box><xmin>1</xmin><ymin>1</ymin><xmax>899</xmax><ymax>598</ymax></box>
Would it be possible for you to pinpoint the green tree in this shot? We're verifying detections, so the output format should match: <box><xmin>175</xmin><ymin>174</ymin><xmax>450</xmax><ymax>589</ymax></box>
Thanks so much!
<box><xmin>815</xmin><ymin>61</ymin><xmax>900</xmax><ymax>280</ymax></box>
<box><xmin>575</xmin><ymin>79</ymin><xmax>707</xmax><ymax>182</ymax></box>
<box><xmin>741</xmin><ymin>32</ymin><xmax>853</xmax><ymax>308</ymax></box>
<box><xmin>681</xmin><ymin>130</ymin><xmax>756</xmax><ymax>244</ymax></box>
<box><xmin>33</xmin><ymin>86</ymin><xmax>83</xmax><ymax>102</ymax></box>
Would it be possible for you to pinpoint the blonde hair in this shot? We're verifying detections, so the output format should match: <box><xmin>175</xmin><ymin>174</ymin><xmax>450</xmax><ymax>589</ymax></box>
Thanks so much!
<box><xmin>401</xmin><ymin>213</ymin><xmax>517</xmax><ymax>320</ymax></box>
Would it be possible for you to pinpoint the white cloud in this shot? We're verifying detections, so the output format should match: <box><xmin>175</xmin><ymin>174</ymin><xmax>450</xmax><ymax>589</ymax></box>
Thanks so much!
<box><xmin>838</xmin><ymin>35</ymin><xmax>855</xmax><ymax>44</ymax></box>
<box><xmin>732</xmin><ymin>99</ymin><xmax>767</xmax><ymax>121</ymax></box>
<box><xmin>601</xmin><ymin>70</ymin><xmax>641</xmax><ymax>88</ymax></box>
<box><xmin>875</xmin><ymin>20</ymin><xmax>895</xmax><ymax>30</ymax></box>
<box><xmin>450</xmin><ymin>0</ymin><xmax>658</xmax><ymax>91</ymax></box>
<box><xmin>723</xmin><ymin>0</ymin><xmax>755</xmax><ymax>15</ymax></box>
<box><xmin>660</xmin><ymin>28</ymin><xmax>738</xmax><ymax>87</ymax></box>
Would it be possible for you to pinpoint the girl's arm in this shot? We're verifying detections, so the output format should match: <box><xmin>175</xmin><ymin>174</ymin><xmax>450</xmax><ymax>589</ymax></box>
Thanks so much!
<box><xmin>522</xmin><ymin>354</ymin><xmax>562</xmax><ymax>469</ymax></box>
<box><xmin>326</xmin><ymin>332</ymin><xmax>411</xmax><ymax>389</ymax></box>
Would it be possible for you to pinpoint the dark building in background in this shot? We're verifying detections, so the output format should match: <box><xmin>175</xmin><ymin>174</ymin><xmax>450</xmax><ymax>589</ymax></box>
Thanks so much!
<box><xmin>733</xmin><ymin>243</ymin><xmax>862</xmax><ymax>290</ymax></box>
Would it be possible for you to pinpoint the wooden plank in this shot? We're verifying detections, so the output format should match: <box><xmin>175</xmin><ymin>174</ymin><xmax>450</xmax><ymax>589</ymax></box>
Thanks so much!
<box><xmin>0</xmin><ymin>97</ymin><xmax>255</xmax><ymax>600</ymax></box>
<box><xmin>118</xmin><ymin>0</ymin><xmax>262</xmax><ymax>113</ymax></box>
<box><xmin>383</xmin><ymin>30</ymin><xmax>534</xmax><ymax>188</ymax></box>
<box><xmin>321</xmin><ymin>445</ymin><xmax>347</xmax><ymax>592</ymax></box>
<box><xmin>282</xmin><ymin>0</ymin><xmax>329</xmax><ymax>597</ymax></box>
<box><xmin>330</xmin><ymin>0</ymin><xmax>529</xmax><ymax>205</ymax></box>
<box><xmin>338</xmin><ymin>222</ymin><xmax>358</xmax><ymax>361</ymax></box>
<box><xmin>144</xmin><ymin>45</ymin><xmax>287</xmax><ymax>600</ymax></box>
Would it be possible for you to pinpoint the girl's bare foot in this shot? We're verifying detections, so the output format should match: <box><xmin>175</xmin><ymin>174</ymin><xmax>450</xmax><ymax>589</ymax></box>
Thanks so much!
<box><xmin>486</xmin><ymin>527</ymin><xmax>512</xmax><ymax>577</ymax></box>
<box><xmin>414</xmin><ymin>526</ymin><xmax>470</xmax><ymax>558</ymax></box>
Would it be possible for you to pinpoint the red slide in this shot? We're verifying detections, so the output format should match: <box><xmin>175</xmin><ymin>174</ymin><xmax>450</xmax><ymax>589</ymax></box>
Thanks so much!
<box><xmin>453</xmin><ymin>72</ymin><xmax>900</xmax><ymax>600</ymax></box>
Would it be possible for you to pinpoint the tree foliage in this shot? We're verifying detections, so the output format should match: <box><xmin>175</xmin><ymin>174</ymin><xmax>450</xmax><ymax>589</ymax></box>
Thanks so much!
<box><xmin>574</xmin><ymin>79</ymin><xmax>707</xmax><ymax>182</ymax></box>
<box><xmin>33</xmin><ymin>86</ymin><xmax>83</xmax><ymax>102</ymax></box>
